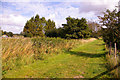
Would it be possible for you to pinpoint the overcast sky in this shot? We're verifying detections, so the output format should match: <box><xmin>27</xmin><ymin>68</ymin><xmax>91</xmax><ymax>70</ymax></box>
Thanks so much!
<box><xmin>0</xmin><ymin>0</ymin><xmax>119</xmax><ymax>34</ymax></box>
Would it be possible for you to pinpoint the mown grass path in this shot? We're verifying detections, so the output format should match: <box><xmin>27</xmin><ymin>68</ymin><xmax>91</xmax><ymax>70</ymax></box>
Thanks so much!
<box><xmin>4</xmin><ymin>39</ymin><xmax>108</xmax><ymax>78</ymax></box>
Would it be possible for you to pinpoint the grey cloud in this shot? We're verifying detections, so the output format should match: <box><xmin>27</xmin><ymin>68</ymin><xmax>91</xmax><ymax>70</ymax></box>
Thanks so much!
<box><xmin>79</xmin><ymin>2</ymin><xmax>108</xmax><ymax>15</ymax></box>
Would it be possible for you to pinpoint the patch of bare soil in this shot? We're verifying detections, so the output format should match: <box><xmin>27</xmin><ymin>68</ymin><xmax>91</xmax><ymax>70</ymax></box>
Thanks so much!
<box><xmin>74</xmin><ymin>75</ymin><xmax>84</xmax><ymax>78</ymax></box>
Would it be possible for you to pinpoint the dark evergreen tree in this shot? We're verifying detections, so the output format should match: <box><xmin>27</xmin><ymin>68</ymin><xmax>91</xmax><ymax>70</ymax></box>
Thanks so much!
<box><xmin>23</xmin><ymin>14</ymin><xmax>56</xmax><ymax>37</ymax></box>
<box><xmin>45</xmin><ymin>19</ymin><xmax>56</xmax><ymax>37</ymax></box>
<box><xmin>62</xmin><ymin>16</ymin><xmax>91</xmax><ymax>39</ymax></box>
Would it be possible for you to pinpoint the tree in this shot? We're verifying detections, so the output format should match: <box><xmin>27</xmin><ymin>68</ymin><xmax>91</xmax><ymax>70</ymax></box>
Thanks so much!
<box><xmin>45</xmin><ymin>19</ymin><xmax>56</xmax><ymax>37</ymax></box>
<box><xmin>98</xmin><ymin>9</ymin><xmax>120</xmax><ymax>49</ymax></box>
<box><xmin>62</xmin><ymin>16</ymin><xmax>91</xmax><ymax>39</ymax></box>
<box><xmin>87</xmin><ymin>21</ymin><xmax>102</xmax><ymax>38</ymax></box>
<box><xmin>23</xmin><ymin>14</ymin><xmax>44</xmax><ymax>37</ymax></box>
<box><xmin>2</xmin><ymin>30</ymin><xmax>13</xmax><ymax>37</ymax></box>
<box><xmin>8</xmin><ymin>32</ymin><xmax>13</xmax><ymax>37</ymax></box>
<box><xmin>45</xmin><ymin>28</ymin><xmax>58</xmax><ymax>37</ymax></box>
<box><xmin>57</xmin><ymin>27</ymin><xmax>66</xmax><ymax>38</ymax></box>
<box><xmin>23</xmin><ymin>14</ymin><xmax>56</xmax><ymax>37</ymax></box>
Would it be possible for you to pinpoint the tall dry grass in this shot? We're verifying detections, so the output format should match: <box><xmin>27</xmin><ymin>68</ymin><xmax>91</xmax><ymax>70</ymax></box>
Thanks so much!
<box><xmin>2</xmin><ymin>38</ymin><xmax>35</xmax><ymax>74</ymax></box>
<box><xmin>105</xmin><ymin>46</ymin><xmax>120</xmax><ymax>78</ymax></box>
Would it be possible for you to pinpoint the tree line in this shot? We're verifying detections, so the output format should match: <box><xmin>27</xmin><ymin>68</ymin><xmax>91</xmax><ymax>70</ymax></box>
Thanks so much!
<box><xmin>22</xmin><ymin>14</ymin><xmax>101</xmax><ymax>39</ymax></box>
<box><xmin>2</xmin><ymin>31</ymin><xmax>13</xmax><ymax>37</ymax></box>
<box><xmin>1</xmin><ymin>14</ymin><xmax>102</xmax><ymax>39</ymax></box>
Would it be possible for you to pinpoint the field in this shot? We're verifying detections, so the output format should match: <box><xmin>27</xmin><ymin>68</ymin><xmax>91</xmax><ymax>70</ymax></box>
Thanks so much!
<box><xmin>2</xmin><ymin>37</ymin><xmax>88</xmax><ymax>76</ymax></box>
<box><xmin>2</xmin><ymin>37</ymin><xmax>118</xmax><ymax>78</ymax></box>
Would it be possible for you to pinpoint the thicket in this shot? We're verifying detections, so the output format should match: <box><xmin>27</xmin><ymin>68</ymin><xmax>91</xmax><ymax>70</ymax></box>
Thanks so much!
<box><xmin>23</xmin><ymin>15</ymin><xmax>92</xmax><ymax>39</ymax></box>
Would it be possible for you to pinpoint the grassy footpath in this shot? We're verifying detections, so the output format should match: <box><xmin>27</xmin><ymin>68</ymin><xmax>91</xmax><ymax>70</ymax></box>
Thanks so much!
<box><xmin>3</xmin><ymin>39</ymin><xmax>108</xmax><ymax>78</ymax></box>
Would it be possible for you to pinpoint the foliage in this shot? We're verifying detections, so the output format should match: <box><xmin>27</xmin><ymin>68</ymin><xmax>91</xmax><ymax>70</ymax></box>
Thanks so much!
<box><xmin>61</xmin><ymin>17</ymin><xmax>91</xmax><ymax>39</ymax></box>
<box><xmin>87</xmin><ymin>21</ymin><xmax>102</xmax><ymax>38</ymax></box>
<box><xmin>45</xmin><ymin>19</ymin><xmax>56</xmax><ymax>32</ymax></box>
<box><xmin>45</xmin><ymin>28</ymin><xmax>58</xmax><ymax>37</ymax></box>
<box><xmin>46</xmin><ymin>16</ymin><xmax>91</xmax><ymax>39</ymax></box>
<box><xmin>2</xmin><ymin>30</ymin><xmax>13</xmax><ymax>37</ymax></box>
<box><xmin>98</xmin><ymin>9</ymin><xmax>120</xmax><ymax>50</ymax></box>
<box><xmin>23</xmin><ymin>14</ymin><xmax>55</xmax><ymax>37</ymax></box>
<box><xmin>23</xmin><ymin>14</ymin><xmax>44</xmax><ymax>37</ymax></box>
<box><xmin>24</xmin><ymin>15</ymin><xmax>92</xmax><ymax>39</ymax></box>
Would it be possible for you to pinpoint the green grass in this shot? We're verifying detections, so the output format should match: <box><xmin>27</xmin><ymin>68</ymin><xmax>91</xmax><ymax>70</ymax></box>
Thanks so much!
<box><xmin>3</xmin><ymin>39</ymin><xmax>108</xmax><ymax>78</ymax></box>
